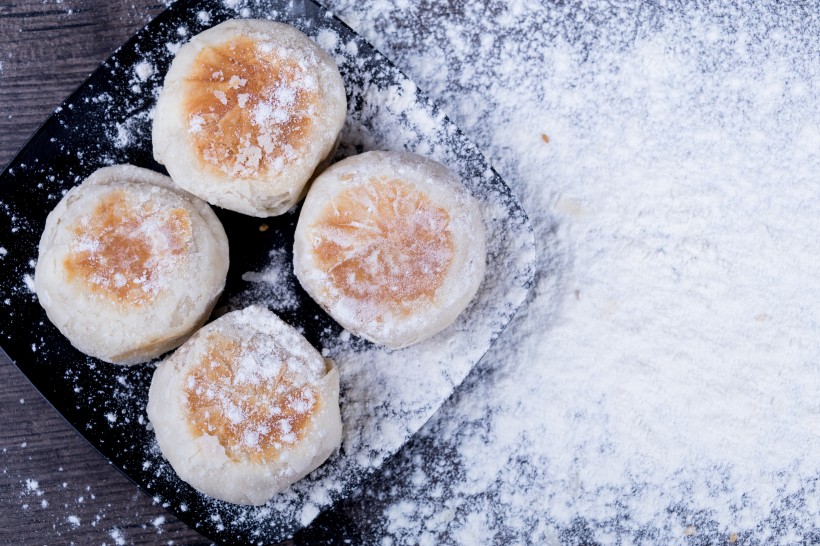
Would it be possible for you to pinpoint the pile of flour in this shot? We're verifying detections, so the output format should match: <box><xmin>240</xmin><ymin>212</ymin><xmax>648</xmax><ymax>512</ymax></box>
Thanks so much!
<box><xmin>320</xmin><ymin>0</ymin><xmax>820</xmax><ymax>543</ymax></box>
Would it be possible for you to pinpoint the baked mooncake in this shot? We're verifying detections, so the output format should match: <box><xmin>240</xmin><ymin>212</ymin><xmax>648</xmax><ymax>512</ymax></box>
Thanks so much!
<box><xmin>147</xmin><ymin>305</ymin><xmax>342</xmax><ymax>505</ymax></box>
<box><xmin>152</xmin><ymin>18</ymin><xmax>347</xmax><ymax>217</ymax></box>
<box><xmin>293</xmin><ymin>151</ymin><xmax>486</xmax><ymax>349</ymax></box>
<box><xmin>34</xmin><ymin>164</ymin><xmax>229</xmax><ymax>365</ymax></box>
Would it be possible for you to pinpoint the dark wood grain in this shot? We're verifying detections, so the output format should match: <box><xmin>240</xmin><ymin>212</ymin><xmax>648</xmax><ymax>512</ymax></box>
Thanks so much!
<box><xmin>0</xmin><ymin>1</ymin><xmax>212</xmax><ymax>543</ymax></box>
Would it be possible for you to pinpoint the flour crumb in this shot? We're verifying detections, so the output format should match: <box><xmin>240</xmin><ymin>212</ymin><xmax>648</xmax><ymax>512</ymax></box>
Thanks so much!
<box><xmin>22</xmin><ymin>274</ymin><xmax>35</xmax><ymax>293</ymax></box>
<box><xmin>300</xmin><ymin>503</ymin><xmax>320</xmax><ymax>527</ymax></box>
<box><xmin>315</xmin><ymin>29</ymin><xmax>339</xmax><ymax>52</ymax></box>
<box><xmin>134</xmin><ymin>61</ymin><xmax>154</xmax><ymax>82</ymax></box>
<box><xmin>109</xmin><ymin>528</ymin><xmax>126</xmax><ymax>545</ymax></box>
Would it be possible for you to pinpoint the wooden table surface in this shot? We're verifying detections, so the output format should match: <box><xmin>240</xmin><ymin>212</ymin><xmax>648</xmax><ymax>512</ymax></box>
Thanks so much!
<box><xmin>0</xmin><ymin>2</ymin><xmax>370</xmax><ymax>544</ymax></box>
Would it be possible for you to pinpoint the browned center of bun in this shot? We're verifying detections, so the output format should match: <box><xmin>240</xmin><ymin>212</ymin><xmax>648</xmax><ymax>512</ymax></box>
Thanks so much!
<box><xmin>183</xmin><ymin>36</ymin><xmax>319</xmax><ymax>179</ymax></box>
<box><xmin>184</xmin><ymin>333</ymin><xmax>319</xmax><ymax>462</ymax></box>
<box><xmin>312</xmin><ymin>177</ymin><xmax>455</xmax><ymax>314</ymax></box>
<box><xmin>63</xmin><ymin>190</ymin><xmax>192</xmax><ymax>306</ymax></box>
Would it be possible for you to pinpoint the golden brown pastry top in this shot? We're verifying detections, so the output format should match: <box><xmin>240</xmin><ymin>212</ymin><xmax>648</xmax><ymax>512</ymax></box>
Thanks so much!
<box><xmin>182</xmin><ymin>37</ymin><xmax>319</xmax><ymax>180</ymax></box>
<box><xmin>184</xmin><ymin>332</ymin><xmax>320</xmax><ymax>463</ymax></box>
<box><xmin>311</xmin><ymin>177</ymin><xmax>455</xmax><ymax>316</ymax></box>
<box><xmin>63</xmin><ymin>190</ymin><xmax>192</xmax><ymax>306</ymax></box>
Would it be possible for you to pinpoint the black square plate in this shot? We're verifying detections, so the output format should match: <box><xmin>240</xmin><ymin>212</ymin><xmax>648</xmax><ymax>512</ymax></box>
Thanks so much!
<box><xmin>0</xmin><ymin>0</ymin><xmax>535</xmax><ymax>543</ymax></box>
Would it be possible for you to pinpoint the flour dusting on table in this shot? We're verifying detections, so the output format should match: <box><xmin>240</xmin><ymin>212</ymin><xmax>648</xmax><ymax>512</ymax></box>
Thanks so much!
<box><xmin>319</xmin><ymin>0</ymin><xmax>820</xmax><ymax>543</ymax></box>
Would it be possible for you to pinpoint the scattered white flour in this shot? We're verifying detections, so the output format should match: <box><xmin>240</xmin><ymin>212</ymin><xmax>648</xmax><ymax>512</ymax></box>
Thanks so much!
<box><xmin>315</xmin><ymin>28</ymin><xmax>338</xmax><ymax>52</ymax></box>
<box><xmin>108</xmin><ymin>109</ymin><xmax>152</xmax><ymax>151</ymax></box>
<box><xmin>109</xmin><ymin>527</ymin><xmax>126</xmax><ymax>545</ymax></box>
<box><xmin>319</xmin><ymin>0</ymin><xmax>820</xmax><ymax>543</ymax></box>
<box><xmin>239</xmin><ymin>247</ymin><xmax>300</xmax><ymax>311</ymax></box>
<box><xmin>134</xmin><ymin>61</ymin><xmax>154</xmax><ymax>82</ymax></box>
<box><xmin>21</xmin><ymin>274</ymin><xmax>34</xmax><ymax>293</ymax></box>
<box><xmin>113</xmin><ymin>123</ymin><xmax>130</xmax><ymax>148</ymax></box>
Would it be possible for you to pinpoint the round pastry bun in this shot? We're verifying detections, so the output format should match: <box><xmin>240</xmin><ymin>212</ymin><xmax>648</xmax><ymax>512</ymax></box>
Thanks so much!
<box><xmin>152</xmin><ymin>19</ymin><xmax>347</xmax><ymax>217</ymax></box>
<box><xmin>293</xmin><ymin>151</ymin><xmax>487</xmax><ymax>349</ymax></box>
<box><xmin>34</xmin><ymin>164</ymin><xmax>229</xmax><ymax>365</ymax></box>
<box><xmin>147</xmin><ymin>305</ymin><xmax>342</xmax><ymax>505</ymax></box>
